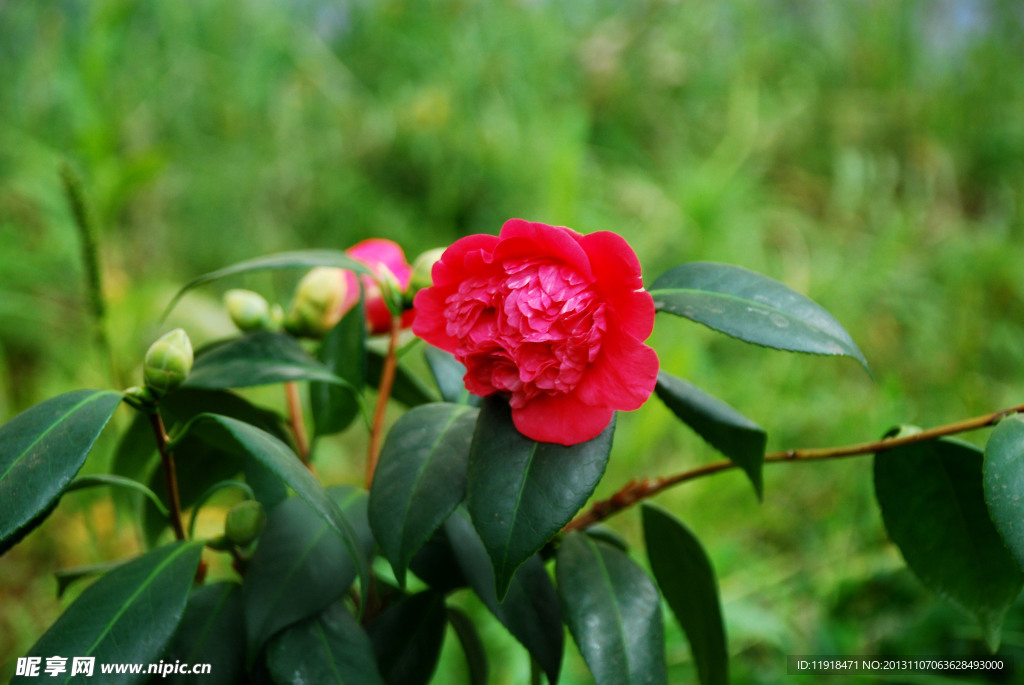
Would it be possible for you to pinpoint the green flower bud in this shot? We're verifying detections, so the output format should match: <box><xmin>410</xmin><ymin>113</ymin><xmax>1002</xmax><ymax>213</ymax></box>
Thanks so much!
<box><xmin>224</xmin><ymin>500</ymin><xmax>266</xmax><ymax>546</ymax></box>
<box><xmin>143</xmin><ymin>329</ymin><xmax>194</xmax><ymax>397</ymax></box>
<box><xmin>122</xmin><ymin>385</ymin><xmax>156</xmax><ymax>412</ymax></box>
<box><xmin>406</xmin><ymin>247</ymin><xmax>445</xmax><ymax>303</ymax></box>
<box><xmin>225</xmin><ymin>289</ymin><xmax>273</xmax><ymax>332</ymax></box>
<box><xmin>283</xmin><ymin>267</ymin><xmax>348</xmax><ymax>338</ymax></box>
<box><xmin>371</xmin><ymin>262</ymin><xmax>405</xmax><ymax>317</ymax></box>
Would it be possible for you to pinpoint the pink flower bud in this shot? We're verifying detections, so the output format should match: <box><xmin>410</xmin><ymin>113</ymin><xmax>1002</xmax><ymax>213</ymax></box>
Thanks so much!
<box><xmin>344</xmin><ymin>239</ymin><xmax>414</xmax><ymax>334</ymax></box>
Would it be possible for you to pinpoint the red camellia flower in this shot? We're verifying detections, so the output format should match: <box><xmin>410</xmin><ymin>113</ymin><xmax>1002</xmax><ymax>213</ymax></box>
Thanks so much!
<box><xmin>413</xmin><ymin>219</ymin><xmax>659</xmax><ymax>445</ymax></box>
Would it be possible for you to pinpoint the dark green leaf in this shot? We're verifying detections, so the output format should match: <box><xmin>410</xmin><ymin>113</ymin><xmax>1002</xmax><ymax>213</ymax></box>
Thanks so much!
<box><xmin>164</xmin><ymin>249</ymin><xmax>372</xmax><ymax>317</ymax></box>
<box><xmin>267</xmin><ymin>601</ymin><xmax>384</xmax><ymax>685</ymax></box>
<box><xmin>109</xmin><ymin>411</ymin><xmax>159</xmax><ymax>513</ymax></box>
<box><xmin>649</xmin><ymin>262</ymin><xmax>868</xmax><ymax>371</ymax></box>
<box><xmin>312</xmin><ymin>301</ymin><xmax>368</xmax><ymax>436</ymax></box>
<box><xmin>875</xmin><ymin>437</ymin><xmax>1024</xmax><ymax>651</ymax></box>
<box><xmin>408</xmin><ymin>528</ymin><xmax>468</xmax><ymax>593</ymax></box>
<box><xmin>186</xmin><ymin>332</ymin><xmax>349</xmax><ymax>390</ymax></box>
<box><xmin>55</xmin><ymin>560</ymin><xmax>127</xmax><ymax>599</ymax></box>
<box><xmin>161</xmin><ymin>582</ymin><xmax>246</xmax><ymax>685</ymax></box>
<box><xmin>244</xmin><ymin>457</ymin><xmax>289</xmax><ymax>509</ymax></box>
<box><xmin>244</xmin><ymin>487</ymin><xmax>374</xmax><ymax>657</ymax></box>
<box><xmin>985</xmin><ymin>415</ymin><xmax>1024</xmax><ymax>570</ymax></box>
<box><xmin>162</xmin><ymin>388</ymin><xmax>291</xmax><ymax>441</ymax></box>
<box><xmin>141</xmin><ymin>389</ymin><xmax>294</xmax><ymax>543</ymax></box>
<box><xmin>467</xmin><ymin>396</ymin><xmax>614</xmax><ymax>598</ymax></box>
<box><xmin>0</xmin><ymin>390</ymin><xmax>122</xmax><ymax>554</ymax></box>
<box><xmin>446</xmin><ymin>608</ymin><xmax>489</xmax><ymax>685</ymax></box>
<box><xmin>368</xmin><ymin>348</ymin><xmax>439</xmax><ymax>407</ymax></box>
<box><xmin>423</xmin><ymin>345</ymin><xmax>477</xmax><ymax>406</ymax></box>
<box><xmin>446</xmin><ymin>507</ymin><xmax>563</xmax><ymax>684</ymax></box>
<box><xmin>654</xmin><ymin>370</ymin><xmax>767</xmax><ymax>499</ymax></box>
<box><xmin>369</xmin><ymin>403</ymin><xmax>478</xmax><ymax>585</ymax></box>
<box><xmin>369</xmin><ymin>592</ymin><xmax>447</xmax><ymax>685</ymax></box>
<box><xmin>585</xmin><ymin>524</ymin><xmax>630</xmax><ymax>552</ymax></box>
<box><xmin>556</xmin><ymin>532</ymin><xmax>667</xmax><ymax>685</ymax></box>
<box><xmin>14</xmin><ymin>540</ymin><xmax>203</xmax><ymax>685</ymax></box>
<box><xmin>179</xmin><ymin>414</ymin><xmax>372</xmax><ymax>611</ymax></box>
<box><xmin>67</xmin><ymin>474</ymin><xmax>169</xmax><ymax>518</ymax></box>
<box><xmin>642</xmin><ymin>504</ymin><xmax>728</xmax><ymax>685</ymax></box>
<box><xmin>143</xmin><ymin>438</ymin><xmax>244</xmax><ymax>547</ymax></box>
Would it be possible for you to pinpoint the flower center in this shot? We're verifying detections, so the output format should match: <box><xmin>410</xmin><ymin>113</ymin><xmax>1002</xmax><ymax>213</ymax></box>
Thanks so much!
<box><xmin>443</xmin><ymin>258</ymin><xmax>607</xmax><ymax>406</ymax></box>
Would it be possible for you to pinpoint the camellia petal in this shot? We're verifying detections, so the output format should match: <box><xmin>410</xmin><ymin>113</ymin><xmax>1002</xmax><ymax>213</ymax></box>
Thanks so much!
<box><xmin>311</xmin><ymin>238</ymin><xmax>416</xmax><ymax>335</ymax></box>
<box><xmin>348</xmin><ymin>239</ymin><xmax>413</xmax><ymax>283</ymax></box>
<box><xmin>496</xmin><ymin>219</ymin><xmax>594</xmax><ymax>280</ymax></box>
<box><xmin>512</xmin><ymin>392</ymin><xmax>616</xmax><ymax>445</ymax></box>
<box><xmin>573</xmin><ymin>326</ymin><xmax>660</xmax><ymax>411</ymax></box>
<box><xmin>411</xmin><ymin>219</ymin><xmax>658</xmax><ymax>445</ymax></box>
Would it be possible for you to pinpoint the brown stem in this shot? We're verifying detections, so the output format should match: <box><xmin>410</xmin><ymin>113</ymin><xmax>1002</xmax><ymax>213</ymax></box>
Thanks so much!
<box><xmin>365</xmin><ymin>316</ymin><xmax>402</xmax><ymax>489</ymax></box>
<box><xmin>285</xmin><ymin>381</ymin><xmax>311</xmax><ymax>467</ymax></box>
<box><xmin>563</xmin><ymin>401</ymin><xmax>1024</xmax><ymax>532</ymax></box>
<box><xmin>148</xmin><ymin>411</ymin><xmax>187</xmax><ymax>541</ymax></box>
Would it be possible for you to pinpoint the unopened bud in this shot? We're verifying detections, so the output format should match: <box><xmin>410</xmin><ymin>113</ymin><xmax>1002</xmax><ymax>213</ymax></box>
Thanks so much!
<box><xmin>407</xmin><ymin>247</ymin><xmax>445</xmax><ymax>301</ymax></box>
<box><xmin>224</xmin><ymin>500</ymin><xmax>266</xmax><ymax>546</ymax></box>
<box><xmin>283</xmin><ymin>267</ymin><xmax>349</xmax><ymax>338</ymax></box>
<box><xmin>371</xmin><ymin>263</ymin><xmax>405</xmax><ymax>317</ymax></box>
<box><xmin>225</xmin><ymin>289</ymin><xmax>273</xmax><ymax>332</ymax></box>
<box><xmin>122</xmin><ymin>386</ymin><xmax>156</xmax><ymax>412</ymax></box>
<box><xmin>143</xmin><ymin>329</ymin><xmax>194</xmax><ymax>397</ymax></box>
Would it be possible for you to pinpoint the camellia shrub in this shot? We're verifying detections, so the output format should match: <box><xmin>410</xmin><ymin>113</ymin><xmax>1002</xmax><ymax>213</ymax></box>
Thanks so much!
<box><xmin>3</xmin><ymin>219</ymin><xmax>1024</xmax><ymax>684</ymax></box>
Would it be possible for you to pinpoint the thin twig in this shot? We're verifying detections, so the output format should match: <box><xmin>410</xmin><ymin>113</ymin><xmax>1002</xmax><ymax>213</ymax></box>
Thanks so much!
<box><xmin>285</xmin><ymin>381</ymin><xmax>311</xmax><ymax>467</ymax></box>
<box><xmin>563</xmin><ymin>401</ymin><xmax>1024</xmax><ymax>532</ymax></box>
<box><xmin>365</xmin><ymin>316</ymin><xmax>401</xmax><ymax>489</ymax></box>
<box><xmin>148</xmin><ymin>411</ymin><xmax>186</xmax><ymax>541</ymax></box>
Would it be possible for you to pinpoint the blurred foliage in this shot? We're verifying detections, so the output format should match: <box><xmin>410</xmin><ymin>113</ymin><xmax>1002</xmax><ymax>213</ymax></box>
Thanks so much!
<box><xmin>2</xmin><ymin>0</ymin><xmax>1024</xmax><ymax>682</ymax></box>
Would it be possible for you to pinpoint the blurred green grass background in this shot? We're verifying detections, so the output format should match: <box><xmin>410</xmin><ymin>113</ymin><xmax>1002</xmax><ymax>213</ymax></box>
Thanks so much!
<box><xmin>2</xmin><ymin>0</ymin><xmax>1024</xmax><ymax>682</ymax></box>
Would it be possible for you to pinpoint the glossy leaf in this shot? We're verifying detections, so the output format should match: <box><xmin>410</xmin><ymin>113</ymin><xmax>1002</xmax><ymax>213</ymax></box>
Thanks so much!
<box><xmin>649</xmin><ymin>262</ymin><xmax>868</xmax><ymax>371</ymax></box>
<box><xmin>243</xmin><ymin>487</ymin><xmax>374</xmax><ymax>658</ymax></box>
<box><xmin>985</xmin><ymin>415</ymin><xmax>1024</xmax><ymax>570</ymax></box>
<box><xmin>369</xmin><ymin>403</ymin><xmax>478</xmax><ymax>585</ymax></box>
<box><xmin>467</xmin><ymin>396</ymin><xmax>614</xmax><ymax>598</ymax></box>
<box><xmin>244</xmin><ymin>456</ymin><xmax>289</xmax><ymax>509</ymax></box>
<box><xmin>163</xmin><ymin>582</ymin><xmax>246</xmax><ymax>685</ymax></box>
<box><xmin>178</xmin><ymin>414</ymin><xmax>372</xmax><ymax>608</ymax></box>
<box><xmin>141</xmin><ymin>389</ymin><xmax>293</xmax><ymax>541</ymax></box>
<box><xmin>164</xmin><ymin>249</ymin><xmax>371</xmax><ymax>317</ymax></box>
<box><xmin>423</xmin><ymin>345</ymin><xmax>476</xmax><ymax>406</ymax></box>
<box><xmin>0</xmin><ymin>390</ymin><xmax>122</xmax><ymax>554</ymax></box>
<box><xmin>267</xmin><ymin>602</ymin><xmax>384</xmax><ymax>685</ymax></box>
<box><xmin>643</xmin><ymin>504</ymin><xmax>728</xmax><ymax>685</ymax></box>
<box><xmin>557</xmin><ymin>532</ymin><xmax>667</xmax><ymax>685</ymax></box>
<box><xmin>875</xmin><ymin>437</ymin><xmax>1024</xmax><ymax>651</ymax></box>
<box><xmin>447</xmin><ymin>608</ymin><xmax>489</xmax><ymax>685</ymax></box>
<box><xmin>369</xmin><ymin>592</ymin><xmax>447</xmax><ymax>685</ymax></box>
<box><xmin>143</xmin><ymin>440</ymin><xmax>245</xmax><ymax>546</ymax></box>
<box><xmin>55</xmin><ymin>560</ymin><xmax>127</xmax><ymax>599</ymax></box>
<box><xmin>654</xmin><ymin>370</ymin><xmax>767</xmax><ymax>499</ymax></box>
<box><xmin>368</xmin><ymin>348</ymin><xmax>439</xmax><ymax>407</ymax></box>
<box><xmin>109</xmin><ymin>411</ymin><xmax>159</xmax><ymax>512</ymax></box>
<box><xmin>446</xmin><ymin>507</ymin><xmax>563</xmax><ymax>684</ymax></box>
<box><xmin>67</xmin><ymin>474</ymin><xmax>169</xmax><ymax>519</ymax></box>
<box><xmin>113</xmin><ymin>389</ymin><xmax>290</xmax><ymax>519</ymax></box>
<box><xmin>186</xmin><ymin>332</ymin><xmax>349</xmax><ymax>390</ymax></box>
<box><xmin>14</xmin><ymin>541</ymin><xmax>203</xmax><ymax>685</ymax></box>
<box><xmin>408</xmin><ymin>528</ymin><xmax>468</xmax><ymax>593</ymax></box>
<box><xmin>312</xmin><ymin>301</ymin><xmax>367</xmax><ymax>436</ymax></box>
<box><xmin>162</xmin><ymin>388</ymin><xmax>291</xmax><ymax>440</ymax></box>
